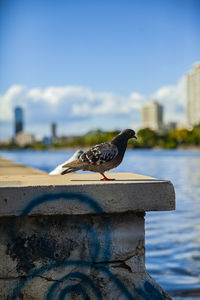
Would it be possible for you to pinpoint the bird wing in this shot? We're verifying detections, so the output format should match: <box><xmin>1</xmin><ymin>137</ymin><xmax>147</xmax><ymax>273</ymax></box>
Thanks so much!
<box><xmin>80</xmin><ymin>142</ymin><xmax>118</xmax><ymax>165</ymax></box>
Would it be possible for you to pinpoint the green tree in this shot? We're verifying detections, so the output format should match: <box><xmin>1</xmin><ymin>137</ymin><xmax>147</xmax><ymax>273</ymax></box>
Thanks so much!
<box><xmin>137</xmin><ymin>128</ymin><xmax>158</xmax><ymax>148</ymax></box>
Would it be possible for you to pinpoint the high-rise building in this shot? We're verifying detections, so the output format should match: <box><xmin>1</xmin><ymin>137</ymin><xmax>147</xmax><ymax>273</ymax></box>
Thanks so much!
<box><xmin>186</xmin><ymin>63</ymin><xmax>200</xmax><ymax>127</ymax></box>
<box><xmin>141</xmin><ymin>101</ymin><xmax>163</xmax><ymax>131</ymax></box>
<box><xmin>51</xmin><ymin>122</ymin><xmax>57</xmax><ymax>139</ymax></box>
<box><xmin>14</xmin><ymin>106</ymin><xmax>24</xmax><ymax>135</ymax></box>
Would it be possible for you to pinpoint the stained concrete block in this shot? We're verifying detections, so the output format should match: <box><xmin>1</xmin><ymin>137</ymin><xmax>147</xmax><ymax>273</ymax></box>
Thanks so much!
<box><xmin>0</xmin><ymin>213</ymin><xmax>144</xmax><ymax>276</ymax></box>
<box><xmin>0</xmin><ymin>213</ymin><xmax>170</xmax><ymax>299</ymax></box>
<box><xmin>0</xmin><ymin>159</ymin><xmax>175</xmax><ymax>299</ymax></box>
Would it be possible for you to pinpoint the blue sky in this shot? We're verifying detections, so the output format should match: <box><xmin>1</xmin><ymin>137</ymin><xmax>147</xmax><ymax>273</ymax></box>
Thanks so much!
<box><xmin>0</xmin><ymin>0</ymin><xmax>200</xmax><ymax>139</ymax></box>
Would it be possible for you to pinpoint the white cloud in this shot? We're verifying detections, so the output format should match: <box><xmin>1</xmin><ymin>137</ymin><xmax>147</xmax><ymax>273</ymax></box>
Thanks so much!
<box><xmin>0</xmin><ymin>76</ymin><xmax>186</xmax><ymax>139</ymax></box>
<box><xmin>151</xmin><ymin>76</ymin><xmax>186</xmax><ymax>122</ymax></box>
<box><xmin>0</xmin><ymin>85</ymin><xmax>26</xmax><ymax>121</ymax></box>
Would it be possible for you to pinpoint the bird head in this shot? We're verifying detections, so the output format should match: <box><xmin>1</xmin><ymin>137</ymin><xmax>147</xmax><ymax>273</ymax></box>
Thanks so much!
<box><xmin>119</xmin><ymin>129</ymin><xmax>137</xmax><ymax>140</ymax></box>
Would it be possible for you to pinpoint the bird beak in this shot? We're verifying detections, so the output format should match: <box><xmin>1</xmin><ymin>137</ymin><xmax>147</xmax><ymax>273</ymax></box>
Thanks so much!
<box><xmin>133</xmin><ymin>135</ymin><xmax>137</xmax><ymax>139</ymax></box>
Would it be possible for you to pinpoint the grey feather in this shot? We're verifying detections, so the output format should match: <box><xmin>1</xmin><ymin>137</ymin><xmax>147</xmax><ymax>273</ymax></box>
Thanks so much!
<box><xmin>49</xmin><ymin>150</ymin><xmax>84</xmax><ymax>175</ymax></box>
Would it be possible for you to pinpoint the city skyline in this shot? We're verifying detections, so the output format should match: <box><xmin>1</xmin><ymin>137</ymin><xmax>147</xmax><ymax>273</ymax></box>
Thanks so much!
<box><xmin>0</xmin><ymin>61</ymin><xmax>199</xmax><ymax>143</ymax></box>
<box><xmin>0</xmin><ymin>0</ymin><xmax>200</xmax><ymax>139</ymax></box>
<box><xmin>0</xmin><ymin>70</ymin><xmax>186</xmax><ymax>140</ymax></box>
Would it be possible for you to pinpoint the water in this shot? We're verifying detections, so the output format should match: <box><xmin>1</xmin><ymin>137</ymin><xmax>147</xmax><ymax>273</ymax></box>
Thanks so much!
<box><xmin>0</xmin><ymin>149</ymin><xmax>200</xmax><ymax>299</ymax></box>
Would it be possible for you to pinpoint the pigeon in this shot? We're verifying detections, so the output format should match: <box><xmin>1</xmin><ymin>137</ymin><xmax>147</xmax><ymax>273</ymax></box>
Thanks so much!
<box><xmin>49</xmin><ymin>149</ymin><xmax>84</xmax><ymax>175</ymax></box>
<box><xmin>62</xmin><ymin>129</ymin><xmax>137</xmax><ymax>180</ymax></box>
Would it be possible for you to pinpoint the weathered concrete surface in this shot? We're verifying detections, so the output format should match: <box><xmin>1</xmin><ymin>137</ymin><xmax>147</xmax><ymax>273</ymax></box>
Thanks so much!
<box><xmin>0</xmin><ymin>213</ymin><xmax>171</xmax><ymax>299</ymax></box>
<box><xmin>0</xmin><ymin>172</ymin><xmax>175</xmax><ymax>216</ymax></box>
<box><xmin>0</xmin><ymin>157</ymin><xmax>46</xmax><ymax>176</ymax></box>
<box><xmin>0</xmin><ymin>158</ymin><xmax>174</xmax><ymax>299</ymax></box>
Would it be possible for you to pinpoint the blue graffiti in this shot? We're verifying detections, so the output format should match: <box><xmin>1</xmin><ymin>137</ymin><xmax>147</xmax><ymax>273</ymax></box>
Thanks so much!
<box><xmin>20</xmin><ymin>192</ymin><xmax>111</xmax><ymax>261</ymax></box>
<box><xmin>20</xmin><ymin>192</ymin><xmax>104</xmax><ymax>215</ymax></box>
<box><xmin>46</xmin><ymin>272</ymin><xmax>103</xmax><ymax>300</ymax></box>
<box><xmin>136</xmin><ymin>281</ymin><xmax>166</xmax><ymax>300</ymax></box>
<box><xmin>7</xmin><ymin>192</ymin><xmax>135</xmax><ymax>300</ymax></box>
<box><xmin>58</xmin><ymin>284</ymin><xmax>88</xmax><ymax>300</ymax></box>
<box><xmin>68</xmin><ymin>216</ymin><xmax>100</xmax><ymax>261</ymax></box>
<box><xmin>9</xmin><ymin>260</ymin><xmax>135</xmax><ymax>300</ymax></box>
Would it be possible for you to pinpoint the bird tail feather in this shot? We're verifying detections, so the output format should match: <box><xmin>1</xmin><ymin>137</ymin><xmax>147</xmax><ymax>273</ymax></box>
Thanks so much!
<box><xmin>61</xmin><ymin>159</ymin><xmax>85</xmax><ymax>175</ymax></box>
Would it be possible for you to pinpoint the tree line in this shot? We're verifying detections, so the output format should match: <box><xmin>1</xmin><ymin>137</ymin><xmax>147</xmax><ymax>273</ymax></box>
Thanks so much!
<box><xmin>39</xmin><ymin>126</ymin><xmax>200</xmax><ymax>149</ymax></box>
<box><xmin>135</xmin><ymin>126</ymin><xmax>200</xmax><ymax>149</ymax></box>
<box><xmin>1</xmin><ymin>126</ymin><xmax>200</xmax><ymax>150</ymax></box>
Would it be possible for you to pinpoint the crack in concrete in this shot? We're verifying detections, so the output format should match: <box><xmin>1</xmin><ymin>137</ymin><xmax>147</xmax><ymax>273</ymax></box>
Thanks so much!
<box><xmin>0</xmin><ymin>276</ymin><xmax>26</xmax><ymax>280</ymax></box>
<box><xmin>0</xmin><ymin>275</ymin><xmax>62</xmax><ymax>282</ymax></box>
<box><xmin>112</xmin><ymin>261</ymin><xmax>133</xmax><ymax>273</ymax></box>
<box><xmin>93</xmin><ymin>255</ymin><xmax>134</xmax><ymax>265</ymax></box>
<box><xmin>0</xmin><ymin>257</ymin><xmax>135</xmax><ymax>281</ymax></box>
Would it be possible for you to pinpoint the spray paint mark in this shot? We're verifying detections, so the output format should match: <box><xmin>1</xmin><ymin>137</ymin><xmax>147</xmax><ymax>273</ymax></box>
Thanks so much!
<box><xmin>6</xmin><ymin>192</ymin><xmax>134</xmax><ymax>299</ymax></box>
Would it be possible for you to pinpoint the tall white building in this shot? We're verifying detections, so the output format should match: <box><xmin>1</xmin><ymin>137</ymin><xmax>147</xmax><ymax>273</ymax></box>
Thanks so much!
<box><xmin>186</xmin><ymin>63</ymin><xmax>200</xmax><ymax>127</ymax></box>
<box><xmin>141</xmin><ymin>101</ymin><xmax>163</xmax><ymax>131</ymax></box>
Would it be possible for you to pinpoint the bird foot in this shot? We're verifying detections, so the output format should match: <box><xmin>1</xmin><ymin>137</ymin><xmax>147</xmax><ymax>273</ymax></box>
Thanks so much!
<box><xmin>100</xmin><ymin>173</ymin><xmax>115</xmax><ymax>181</ymax></box>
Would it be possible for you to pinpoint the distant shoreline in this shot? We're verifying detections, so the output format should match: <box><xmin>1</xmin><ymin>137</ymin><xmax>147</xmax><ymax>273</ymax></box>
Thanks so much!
<box><xmin>1</xmin><ymin>146</ymin><xmax>200</xmax><ymax>151</ymax></box>
<box><xmin>1</xmin><ymin>127</ymin><xmax>200</xmax><ymax>150</ymax></box>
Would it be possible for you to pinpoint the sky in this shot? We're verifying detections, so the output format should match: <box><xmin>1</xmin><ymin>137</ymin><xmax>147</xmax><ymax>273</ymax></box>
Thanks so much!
<box><xmin>0</xmin><ymin>0</ymin><xmax>200</xmax><ymax>139</ymax></box>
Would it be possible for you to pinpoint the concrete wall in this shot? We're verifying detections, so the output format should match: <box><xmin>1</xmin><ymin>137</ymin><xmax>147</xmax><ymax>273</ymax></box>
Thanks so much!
<box><xmin>0</xmin><ymin>158</ymin><xmax>175</xmax><ymax>299</ymax></box>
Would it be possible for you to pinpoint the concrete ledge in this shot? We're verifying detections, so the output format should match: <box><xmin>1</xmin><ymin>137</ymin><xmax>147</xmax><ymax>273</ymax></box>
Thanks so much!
<box><xmin>0</xmin><ymin>159</ymin><xmax>174</xmax><ymax>299</ymax></box>
<box><xmin>0</xmin><ymin>172</ymin><xmax>175</xmax><ymax>217</ymax></box>
<box><xmin>0</xmin><ymin>157</ymin><xmax>46</xmax><ymax>176</ymax></box>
